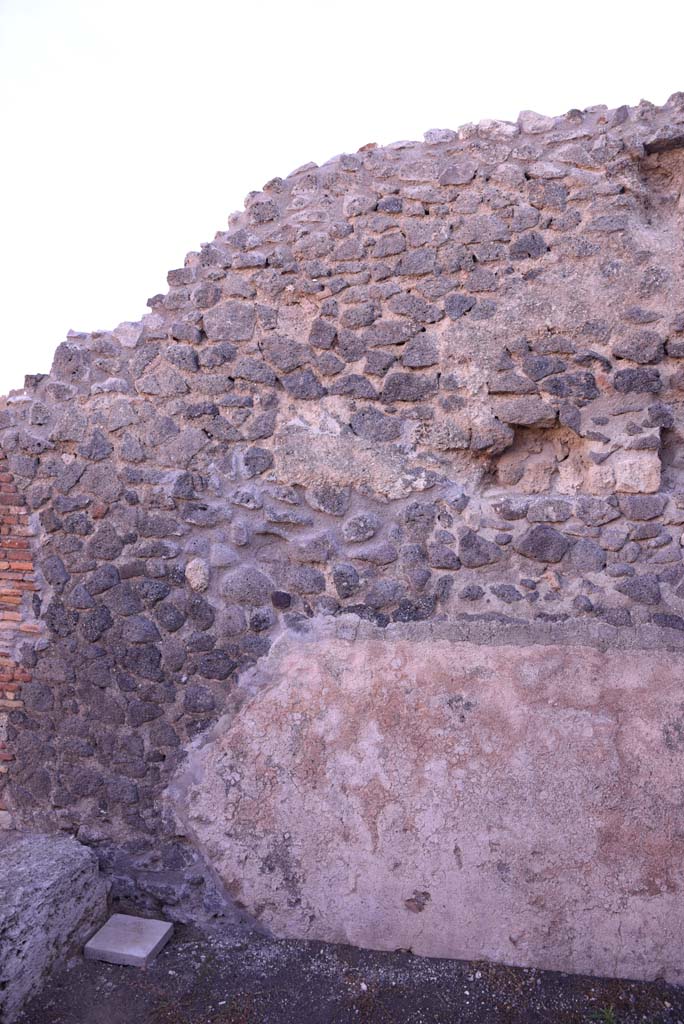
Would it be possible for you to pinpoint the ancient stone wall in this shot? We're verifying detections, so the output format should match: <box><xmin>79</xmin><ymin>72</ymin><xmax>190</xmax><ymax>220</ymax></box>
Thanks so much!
<box><xmin>3</xmin><ymin>94</ymin><xmax>684</xmax><ymax>968</ymax></box>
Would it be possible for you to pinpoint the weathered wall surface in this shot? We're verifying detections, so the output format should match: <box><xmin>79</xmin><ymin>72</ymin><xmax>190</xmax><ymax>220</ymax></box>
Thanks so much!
<box><xmin>2</xmin><ymin>94</ymin><xmax>684</xmax><ymax>966</ymax></box>
<box><xmin>172</xmin><ymin>621</ymin><xmax>684</xmax><ymax>984</ymax></box>
<box><xmin>0</xmin><ymin>833</ymin><xmax>108</xmax><ymax>1023</ymax></box>
<box><xmin>0</xmin><ymin>449</ymin><xmax>38</xmax><ymax>830</ymax></box>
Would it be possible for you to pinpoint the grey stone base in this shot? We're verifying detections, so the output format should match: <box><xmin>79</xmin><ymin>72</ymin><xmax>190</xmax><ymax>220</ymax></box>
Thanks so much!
<box><xmin>0</xmin><ymin>833</ymin><xmax>108</xmax><ymax>1023</ymax></box>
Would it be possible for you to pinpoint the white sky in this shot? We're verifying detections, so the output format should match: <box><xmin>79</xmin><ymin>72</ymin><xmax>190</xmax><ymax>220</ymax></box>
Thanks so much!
<box><xmin>1</xmin><ymin>0</ymin><xmax>683</xmax><ymax>395</ymax></box>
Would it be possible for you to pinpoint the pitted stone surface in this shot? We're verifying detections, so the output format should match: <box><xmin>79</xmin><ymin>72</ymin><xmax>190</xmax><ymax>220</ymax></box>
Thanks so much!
<box><xmin>0</xmin><ymin>833</ymin><xmax>108</xmax><ymax>1023</ymax></box>
<box><xmin>173</xmin><ymin>627</ymin><xmax>684</xmax><ymax>984</ymax></box>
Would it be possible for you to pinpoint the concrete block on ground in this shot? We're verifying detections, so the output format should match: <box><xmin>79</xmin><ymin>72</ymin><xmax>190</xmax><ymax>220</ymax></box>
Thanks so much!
<box><xmin>84</xmin><ymin>914</ymin><xmax>173</xmax><ymax>967</ymax></box>
<box><xmin>0</xmin><ymin>832</ymin><xmax>108</xmax><ymax>1024</ymax></box>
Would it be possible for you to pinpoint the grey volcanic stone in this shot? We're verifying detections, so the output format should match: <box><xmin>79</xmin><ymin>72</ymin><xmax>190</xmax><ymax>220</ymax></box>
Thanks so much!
<box><xmin>427</xmin><ymin>543</ymin><xmax>461</xmax><ymax>570</ymax></box>
<box><xmin>342</xmin><ymin>513</ymin><xmax>381</xmax><ymax>543</ymax></box>
<box><xmin>527</xmin><ymin>498</ymin><xmax>573</xmax><ymax>523</ymax></box>
<box><xmin>350</xmin><ymin>407</ymin><xmax>402</xmax><ymax>441</ymax></box>
<box><xmin>309</xmin><ymin>319</ymin><xmax>337</xmax><ymax>349</ymax></box>
<box><xmin>652</xmin><ymin>613</ymin><xmax>684</xmax><ymax>631</ymax></box>
<box><xmin>439</xmin><ymin>160</ymin><xmax>477</xmax><ymax>185</ymax></box>
<box><xmin>223</xmin><ymin>567</ymin><xmax>274</xmax><ymax>606</ymax></box>
<box><xmin>243</xmin><ymin>447</ymin><xmax>273</xmax><ymax>477</ymax></box>
<box><xmin>203</xmin><ymin>301</ymin><xmax>256</xmax><ymax>342</ymax></box>
<box><xmin>514</xmin><ymin>525</ymin><xmax>570</xmax><ymax>563</ymax></box>
<box><xmin>328</xmin><ymin>374</ymin><xmax>378</xmax><ymax>398</ymax></box>
<box><xmin>401</xmin><ymin>335</ymin><xmax>439</xmax><ymax>368</ymax></box>
<box><xmin>104</xmin><ymin>589</ymin><xmax>140</xmax><ymax>618</ymax></box>
<box><xmin>123</xmin><ymin>615</ymin><xmax>162</xmax><ymax>643</ymax></box>
<box><xmin>87</xmin><ymin>525</ymin><xmax>125</xmax><ymax>561</ymax></box>
<box><xmin>80</xmin><ymin>605</ymin><xmax>113</xmax><ymax>642</ymax></box>
<box><xmin>522</xmin><ymin>355</ymin><xmax>566</xmax><ymax>381</ymax></box>
<box><xmin>198</xmin><ymin>651</ymin><xmax>236</xmax><ymax>684</ymax></box>
<box><xmin>576</xmin><ymin>497</ymin><xmax>620</xmax><ymax>527</ymax></box>
<box><xmin>155</xmin><ymin>602</ymin><xmax>186</xmax><ymax>633</ymax></box>
<box><xmin>613</xmin><ymin>367</ymin><xmax>662</xmax><ymax>393</ymax></box>
<box><xmin>286</xmin><ymin>566</ymin><xmax>326</xmax><ymax>594</ymax></box>
<box><xmin>458</xmin><ymin>530</ymin><xmax>500</xmax><ymax>568</ymax></box>
<box><xmin>42</xmin><ymin>555</ymin><xmax>70</xmax><ymax>586</ymax></box>
<box><xmin>365</xmin><ymin>320</ymin><xmax>417</xmax><ymax>347</ymax></box>
<box><xmin>618</xmin><ymin>494</ymin><xmax>668</xmax><ymax>520</ymax></box>
<box><xmin>510</xmin><ymin>231</ymin><xmax>548</xmax><ymax>258</ymax></box>
<box><xmin>615</xmin><ymin>574</ymin><xmax>662</xmax><ymax>605</ymax></box>
<box><xmin>128</xmin><ymin>700</ymin><xmax>164</xmax><ymax>726</ymax></box>
<box><xmin>333</xmin><ymin>564</ymin><xmax>360</xmax><ymax>599</ymax></box>
<box><xmin>569</xmin><ymin>539</ymin><xmax>607</xmax><ymax>573</ymax></box>
<box><xmin>496</xmin><ymin>398</ymin><xmax>556</xmax><ymax>427</ymax></box>
<box><xmin>492</xmin><ymin>497</ymin><xmax>530</xmax><ymax>521</ymax></box>
<box><xmin>388</xmin><ymin>293</ymin><xmax>443</xmax><ymax>323</ymax></box>
<box><xmin>353</xmin><ymin>542</ymin><xmax>398</xmax><ymax>566</ymax></box>
<box><xmin>613</xmin><ymin>331</ymin><xmax>664</xmax><ymax>364</ymax></box>
<box><xmin>85</xmin><ymin>564</ymin><xmax>121</xmax><ymax>596</ymax></box>
<box><xmin>261</xmin><ymin>335</ymin><xmax>309</xmax><ymax>373</ymax></box>
<box><xmin>490</xmin><ymin>584</ymin><xmax>523</xmax><ymax>603</ymax></box>
<box><xmin>0</xmin><ymin>833</ymin><xmax>108</xmax><ymax>1023</ymax></box>
<box><xmin>445</xmin><ymin>293</ymin><xmax>476</xmax><ymax>320</ymax></box>
<box><xmin>184</xmin><ymin>684</ymin><xmax>218</xmax><ymax>712</ymax></box>
<box><xmin>381</xmin><ymin>373</ymin><xmax>438</xmax><ymax>403</ymax></box>
<box><xmin>280</xmin><ymin>369</ymin><xmax>326</xmax><ymax>400</ymax></box>
<box><xmin>305</xmin><ymin>484</ymin><xmax>352</xmax><ymax>517</ymax></box>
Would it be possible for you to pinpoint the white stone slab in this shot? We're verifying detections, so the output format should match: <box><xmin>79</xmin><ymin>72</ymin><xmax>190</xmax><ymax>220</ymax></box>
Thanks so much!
<box><xmin>84</xmin><ymin>914</ymin><xmax>173</xmax><ymax>967</ymax></box>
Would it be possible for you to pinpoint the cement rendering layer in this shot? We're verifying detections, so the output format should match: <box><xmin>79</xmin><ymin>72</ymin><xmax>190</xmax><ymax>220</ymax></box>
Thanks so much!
<box><xmin>172</xmin><ymin>623</ymin><xmax>684</xmax><ymax>983</ymax></box>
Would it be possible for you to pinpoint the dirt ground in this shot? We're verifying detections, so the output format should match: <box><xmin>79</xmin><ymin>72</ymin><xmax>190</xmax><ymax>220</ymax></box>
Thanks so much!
<box><xmin>16</xmin><ymin>927</ymin><xmax>684</xmax><ymax>1024</ymax></box>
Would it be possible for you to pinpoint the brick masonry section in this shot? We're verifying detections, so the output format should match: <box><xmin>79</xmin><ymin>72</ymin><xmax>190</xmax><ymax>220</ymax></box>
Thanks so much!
<box><xmin>0</xmin><ymin>448</ymin><xmax>38</xmax><ymax>827</ymax></box>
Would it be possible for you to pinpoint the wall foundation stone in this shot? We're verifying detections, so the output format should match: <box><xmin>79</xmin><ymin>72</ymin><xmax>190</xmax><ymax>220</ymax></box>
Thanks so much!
<box><xmin>0</xmin><ymin>833</ymin><xmax>108</xmax><ymax>1023</ymax></box>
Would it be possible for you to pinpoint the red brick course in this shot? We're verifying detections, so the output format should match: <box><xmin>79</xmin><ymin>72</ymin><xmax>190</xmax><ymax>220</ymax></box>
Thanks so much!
<box><xmin>0</xmin><ymin>448</ymin><xmax>38</xmax><ymax>819</ymax></box>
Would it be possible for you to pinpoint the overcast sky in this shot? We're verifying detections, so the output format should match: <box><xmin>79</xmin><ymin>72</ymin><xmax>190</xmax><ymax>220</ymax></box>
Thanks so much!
<box><xmin>1</xmin><ymin>0</ymin><xmax>683</xmax><ymax>395</ymax></box>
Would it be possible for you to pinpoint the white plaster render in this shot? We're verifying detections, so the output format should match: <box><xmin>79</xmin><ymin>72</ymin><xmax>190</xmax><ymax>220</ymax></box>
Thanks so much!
<box><xmin>172</xmin><ymin>628</ymin><xmax>684</xmax><ymax>984</ymax></box>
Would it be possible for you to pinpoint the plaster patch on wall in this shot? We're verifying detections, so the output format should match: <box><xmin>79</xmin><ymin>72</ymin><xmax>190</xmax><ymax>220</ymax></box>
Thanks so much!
<box><xmin>171</xmin><ymin>625</ymin><xmax>684</xmax><ymax>984</ymax></box>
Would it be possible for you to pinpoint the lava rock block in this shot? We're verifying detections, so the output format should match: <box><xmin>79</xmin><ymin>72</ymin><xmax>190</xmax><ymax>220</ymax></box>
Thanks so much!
<box><xmin>514</xmin><ymin>525</ymin><xmax>570</xmax><ymax>563</ymax></box>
